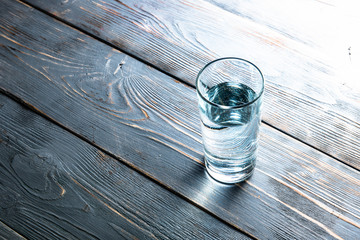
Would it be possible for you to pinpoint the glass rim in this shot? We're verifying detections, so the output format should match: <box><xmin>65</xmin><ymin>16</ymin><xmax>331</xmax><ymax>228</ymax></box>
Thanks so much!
<box><xmin>196</xmin><ymin>57</ymin><xmax>264</xmax><ymax>109</ymax></box>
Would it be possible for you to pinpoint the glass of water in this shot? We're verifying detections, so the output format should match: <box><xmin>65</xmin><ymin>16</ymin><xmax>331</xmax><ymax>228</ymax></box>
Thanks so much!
<box><xmin>196</xmin><ymin>57</ymin><xmax>264</xmax><ymax>184</ymax></box>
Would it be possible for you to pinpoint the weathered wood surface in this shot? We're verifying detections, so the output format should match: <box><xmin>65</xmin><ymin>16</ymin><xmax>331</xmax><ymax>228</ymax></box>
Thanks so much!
<box><xmin>1</xmin><ymin>1</ymin><xmax>360</xmax><ymax>239</ymax></box>
<box><xmin>0</xmin><ymin>94</ymin><xmax>250</xmax><ymax>239</ymax></box>
<box><xmin>22</xmin><ymin>0</ymin><xmax>360</xmax><ymax>168</ymax></box>
<box><xmin>0</xmin><ymin>220</ymin><xmax>25</xmax><ymax>240</ymax></box>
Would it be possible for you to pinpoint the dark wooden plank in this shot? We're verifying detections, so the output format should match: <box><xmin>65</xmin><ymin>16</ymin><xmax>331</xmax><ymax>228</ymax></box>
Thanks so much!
<box><xmin>1</xmin><ymin>1</ymin><xmax>360</xmax><ymax>239</ymax></box>
<box><xmin>22</xmin><ymin>0</ymin><xmax>360</xmax><ymax>168</ymax></box>
<box><xmin>0</xmin><ymin>220</ymin><xmax>26</xmax><ymax>240</ymax></box>
<box><xmin>0</xmin><ymin>94</ymin><xmax>249</xmax><ymax>239</ymax></box>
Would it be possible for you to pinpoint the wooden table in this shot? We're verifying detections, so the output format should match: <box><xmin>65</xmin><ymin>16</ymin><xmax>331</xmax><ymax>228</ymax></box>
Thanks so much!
<box><xmin>1</xmin><ymin>0</ymin><xmax>359</xmax><ymax>239</ymax></box>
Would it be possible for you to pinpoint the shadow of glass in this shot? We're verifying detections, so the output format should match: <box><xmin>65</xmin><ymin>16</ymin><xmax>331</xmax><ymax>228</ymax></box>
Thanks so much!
<box><xmin>182</xmin><ymin>160</ymin><xmax>251</xmax><ymax>210</ymax></box>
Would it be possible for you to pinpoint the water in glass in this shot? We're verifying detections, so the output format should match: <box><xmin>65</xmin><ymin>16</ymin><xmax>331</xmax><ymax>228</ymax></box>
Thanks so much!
<box><xmin>198</xmin><ymin>82</ymin><xmax>261</xmax><ymax>183</ymax></box>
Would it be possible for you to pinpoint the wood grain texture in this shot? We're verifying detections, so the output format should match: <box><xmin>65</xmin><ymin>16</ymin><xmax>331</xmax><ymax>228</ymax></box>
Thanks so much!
<box><xmin>0</xmin><ymin>94</ymin><xmax>249</xmax><ymax>240</ymax></box>
<box><xmin>22</xmin><ymin>0</ymin><xmax>360</xmax><ymax>168</ymax></box>
<box><xmin>1</xmin><ymin>1</ymin><xmax>360</xmax><ymax>239</ymax></box>
<box><xmin>0</xmin><ymin>220</ymin><xmax>26</xmax><ymax>240</ymax></box>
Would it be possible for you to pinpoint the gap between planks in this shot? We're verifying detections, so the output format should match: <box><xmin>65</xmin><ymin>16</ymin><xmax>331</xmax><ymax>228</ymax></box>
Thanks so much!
<box><xmin>0</xmin><ymin>219</ymin><xmax>27</xmax><ymax>240</ymax></box>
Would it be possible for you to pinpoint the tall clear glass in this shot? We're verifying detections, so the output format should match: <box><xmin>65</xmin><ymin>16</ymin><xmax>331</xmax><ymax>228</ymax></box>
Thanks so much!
<box><xmin>196</xmin><ymin>58</ymin><xmax>264</xmax><ymax>184</ymax></box>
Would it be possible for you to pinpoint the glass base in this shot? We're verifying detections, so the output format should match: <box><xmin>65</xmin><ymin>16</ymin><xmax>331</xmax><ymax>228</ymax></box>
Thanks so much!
<box><xmin>205</xmin><ymin>156</ymin><xmax>255</xmax><ymax>184</ymax></box>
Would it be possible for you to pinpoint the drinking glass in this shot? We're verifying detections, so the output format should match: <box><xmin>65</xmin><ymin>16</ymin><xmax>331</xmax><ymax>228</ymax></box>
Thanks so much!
<box><xmin>196</xmin><ymin>57</ymin><xmax>264</xmax><ymax>183</ymax></box>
